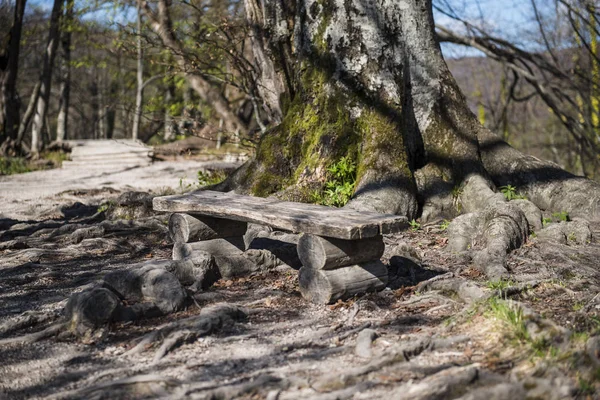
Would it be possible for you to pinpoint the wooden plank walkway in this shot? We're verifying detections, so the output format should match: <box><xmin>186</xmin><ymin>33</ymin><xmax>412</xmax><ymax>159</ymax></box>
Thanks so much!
<box><xmin>62</xmin><ymin>140</ymin><xmax>153</xmax><ymax>169</ymax></box>
<box><xmin>153</xmin><ymin>190</ymin><xmax>408</xmax><ymax>240</ymax></box>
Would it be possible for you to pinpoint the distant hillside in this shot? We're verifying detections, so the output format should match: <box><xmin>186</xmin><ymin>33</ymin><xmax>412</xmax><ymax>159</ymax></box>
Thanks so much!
<box><xmin>447</xmin><ymin>56</ymin><xmax>583</xmax><ymax>176</ymax></box>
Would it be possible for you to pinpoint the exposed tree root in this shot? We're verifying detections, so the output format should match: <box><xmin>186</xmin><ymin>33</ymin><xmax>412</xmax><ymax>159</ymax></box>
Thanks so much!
<box><xmin>392</xmin><ymin>364</ymin><xmax>480</xmax><ymax>399</ymax></box>
<box><xmin>54</xmin><ymin>374</ymin><xmax>182</xmax><ymax>400</ymax></box>
<box><xmin>311</xmin><ymin>335</ymin><xmax>471</xmax><ymax>392</ymax></box>
<box><xmin>0</xmin><ymin>322</ymin><xmax>66</xmax><ymax>346</ymax></box>
<box><xmin>479</xmin><ymin>128</ymin><xmax>600</xmax><ymax>219</ymax></box>
<box><xmin>123</xmin><ymin>303</ymin><xmax>247</xmax><ymax>363</ymax></box>
<box><xmin>186</xmin><ymin>374</ymin><xmax>288</xmax><ymax>400</ymax></box>
<box><xmin>0</xmin><ymin>309</ymin><xmax>60</xmax><ymax>338</ymax></box>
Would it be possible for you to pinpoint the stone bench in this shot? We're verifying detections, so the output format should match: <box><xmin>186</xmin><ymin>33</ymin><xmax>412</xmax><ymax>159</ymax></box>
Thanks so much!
<box><xmin>153</xmin><ymin>190</ymin><xmax>408</xmax><ymax>304</ymax></box>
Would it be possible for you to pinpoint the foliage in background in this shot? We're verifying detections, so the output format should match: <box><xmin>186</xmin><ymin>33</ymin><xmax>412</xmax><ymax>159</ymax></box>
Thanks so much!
<box><xmin>0</xmin><ymin>150</ymin><xmax>69</xmax><ymax>175</ymax></box>
<box><xmin>0</xmin><ymin>157</ymin><xmax>30</xmax><ymax>175</ymax></box>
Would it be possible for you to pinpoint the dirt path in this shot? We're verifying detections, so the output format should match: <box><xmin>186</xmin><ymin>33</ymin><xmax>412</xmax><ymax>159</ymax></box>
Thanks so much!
<box><xmin>0</xmin><ymin>160</ymin><xmax>234</xmax><ymax>220</ymax></box>
<box><xmin>1</xmin><ymin>162</ymin><xmax>600</xmax><ymax>399</ymax></box>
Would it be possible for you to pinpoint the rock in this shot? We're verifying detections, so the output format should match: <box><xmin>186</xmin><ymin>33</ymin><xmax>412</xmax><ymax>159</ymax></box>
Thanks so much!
<box><xmin>535</xmin><ymin>219</ymin><xmax>591</xmax><ymax>245</ymax></box>
<box><xmin>170</xmin><ymin>252</ymin><xmax>221</xmax><ymax>290</ymax></box>
<box><xmin>65</xmin><ymin>287</ymin><xmax>121</xmax><ymax>337</ymax></box>
<box><xmin>512</xmin><ymin>199</ymin><xmax>543</xmax><ymax>232</ymax></box>
<box><xmin>107</xmin><ymin>191</ymin><xmax>156</xmax><ymax>220</ymax></box>
<box><xmin>565</xmin><ymin>218</ymin><xmax>592</xmax><ymax>244</ymax></box>
<box><xmin>536</xmin><ymin>223</ymin><xmax>567</xmax><ymax>244</ymax></box>
<box><xmin>139</xmin><ymin>266</ymin><xmax>187</xmax><ymax>314</ymax></box>
<box><xmin>249</xmin><ymin>231</ymin><xmax>301</xmax><ymax>269</ymax></box>
<box><xmin>103</xmin><ymin>263</ymin><xmax>187</xmax><ymax>315</ymax></box>
<box><xmin>355</xmin><ymin>328</ymin><xmax>378</xmax><ymax>358</ymax></box>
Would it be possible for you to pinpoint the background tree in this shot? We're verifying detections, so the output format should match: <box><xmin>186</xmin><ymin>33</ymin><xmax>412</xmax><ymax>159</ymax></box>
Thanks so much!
<box><xmin>56</xmin><ymin>0</ymin><xmax>74</xmax><ymax>142</ymax></box>
<box><xmin>0</xmin><ymin>0</ymin><xmax>26</xmax><ymax>153</ymax></box>
<box><xmin>29</xmin><ymin>0</ymin><xmax>62</xmax><ymax>156</ymax></box>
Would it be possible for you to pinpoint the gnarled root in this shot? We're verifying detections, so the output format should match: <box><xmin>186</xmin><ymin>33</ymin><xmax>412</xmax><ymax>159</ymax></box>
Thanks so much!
<box><xmin>441</xmin><ymin>176</ymin><xmax>530</xmax><ymax>280</ymax></box>
<box><xmin>123</xmin><ymin>303</ymin><xmax>247</xmax><ymax>363</ymax></box>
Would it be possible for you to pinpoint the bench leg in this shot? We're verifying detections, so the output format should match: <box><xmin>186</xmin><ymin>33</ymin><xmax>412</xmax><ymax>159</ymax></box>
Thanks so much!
<box><xmin>297</xmin><ymin>234</ymin><xmax>388</xmax><ymax>304</ymax></box>
<box><xmin>298</xmin><ymin>261</ymin><xmax>388</xmax><ymax>304</ymax></box>
<box><xmin>169</xmin><ymin>213</ymin><xmax>247</xmax><ymax>243</ymax></box>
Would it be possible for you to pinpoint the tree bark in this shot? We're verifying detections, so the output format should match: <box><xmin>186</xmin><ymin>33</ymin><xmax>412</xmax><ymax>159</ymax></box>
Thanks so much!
<box><xmin>30</xmin><ymin>0</ymin><xmax>63</xmax><ymax>156</ymax></box>
<box><xmin>56</xmin><ymin>0</ymin><xmax>73</xmax><ymax>143</ymax></box>
<box><xmin>233</xmin><ymin>0</ymin><xmax>492</xmax><ymax>219</ymax></box>
<box><xmin>0</xmin><ymin>0</ymin><xmax>26</xmax><ymax>147</ymax></box>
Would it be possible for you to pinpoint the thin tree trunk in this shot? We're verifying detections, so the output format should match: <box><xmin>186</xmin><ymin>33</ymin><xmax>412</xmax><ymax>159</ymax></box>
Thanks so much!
<box><xmin>17</xmin><ymin>81</ymin><xmax>41</xmax><ymax>145</ymax></box>
<box><xmin>139</xmin><ymin>0</ymin><xmax>247</xmax><ymax>134</ymax></box>
<box><xmin>132</xmin><ymin>1</ymin><xmax>143</xmax><ymax>140</ymax></box>
<box><xmin>98</xmin><ymin>72</ymin><xmax>105</xmax><ymax>139</ymax></box>
<box><xmin>89</xmin><ymin>74</ymin><xmax>99</xmax><ymax>139</ymax></box>
<box><xmin>30</xmin><ymin>0</ymin><xmax>63</xmax><ymax>156</ymax></box>
<box><xmin>56</xmin><ymin>0</ymin><xmax>73</xmax><ymax>143</ymax></box>
<box><xmin>164</xmin><ymin>79</ymin><xmax>177</xmax><ymax>141</ymax></box>
<box><xmin>0</xmin><ymin>0</ymin><xmax>27</xmax><ymax>146</ymax></box>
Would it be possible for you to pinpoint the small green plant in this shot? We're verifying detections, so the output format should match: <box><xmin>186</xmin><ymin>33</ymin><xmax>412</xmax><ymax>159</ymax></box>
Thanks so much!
<box><xmin>43</xmin><ymin>150</ymin><xmax>69</xmax><ymax>167</ymax></box>
<box><xmin>552</xmin><ymin>211</ymin><xmax>569</xmax><ymax>222</ymax></box>
<box><xmin>487</xmin><ymin>298</ymin><xmax>529</xmax><ymax>342</ymax></box>
<box><xmin>531</xmin><ymin>337</ymin><xmax>550</xmax><ymax>357</ymax></box>
<box><xmin>179</xmin><ymin>177</ymin><xmax>194</xmax><ymax>193</ymax></box>
<box><xmin>500</xmin><ymin>185</ymin><xmax>527</xmax><ymax>201</ymax></box>
<box><xmin>198</xmin><ymin>170</ymin><xmax>227</xmax><ymax>187</ymax></box>
<box><xmin>313</xmin><ymin>156</ymin><xmax>356</xmax><ymax>207</ymax></box>
<box><xmin>439</xmin><ymin>219</ymin><xmax>450</xmax><ymax>231</ymax></box>
<box><xmin>568</xmin><ymin>232</ymin><xmax>577</xmax><ymax>242</ymax></box>
<box><xmin>97</xmin><ymin>201</ymin><xmax>114</xmax><ymax>213</ymax></box>
<box><xmin>542</xmin><ymin>217</ymin><xmax>552</xmax><ymax>227</ymax></box>
<box><xmin>486</xmin><ymin>279</ymin><xmax>515</xmax><ymax>291</ymax></box>
<box><xmin>451</xmin><ymin>185</ymin><xmax>463</xmax><ymax>199</ymax></box>
<box><xmin>409</xmin><ymin>219</ymin><xmax>421</xmax><ymax>232</ymax></box>
<box><xmin>578</xmin><ymin>376</ymin><xmax>595</xmax><ymax>395</ymax></box>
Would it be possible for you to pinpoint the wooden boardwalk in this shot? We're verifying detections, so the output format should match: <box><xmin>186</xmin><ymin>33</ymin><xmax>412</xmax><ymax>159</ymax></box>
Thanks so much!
<box><xmin>61</xmin><ymin>140</ymin><xmax>153</xmax><ymax>169</ymax></box>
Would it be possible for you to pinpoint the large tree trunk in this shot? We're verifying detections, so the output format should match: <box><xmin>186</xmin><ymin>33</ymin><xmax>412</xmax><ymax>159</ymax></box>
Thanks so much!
<box><xmin>56</xmin><ymin>0</ymin><xmax>73</xmax><ymax>143</ymax></box>
<box><xmin>0</xmin><ymin>0</ymin><xmax>26</xmax><ymax>149</ymax></box>
<box><xmin>232</xmin><ymin>0</ymin><xmax>487</xmax><ymax>218</ymax></box>
<box><xmin>30</xmin><ymin>0</ymin><xmax>63</xmax><ymax>156</ymax></box>
<box><xmin>221</xmin><ymin>0</ymin><xmax>600</xmax><ymax>280</ymax></box>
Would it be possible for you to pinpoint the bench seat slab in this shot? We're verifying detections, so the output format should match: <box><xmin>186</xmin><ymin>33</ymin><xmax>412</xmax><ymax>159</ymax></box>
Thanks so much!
<box><xmin>154</xmin><ymin>191</ymin><xmax>408</xmax><ymax>240</ymax></box>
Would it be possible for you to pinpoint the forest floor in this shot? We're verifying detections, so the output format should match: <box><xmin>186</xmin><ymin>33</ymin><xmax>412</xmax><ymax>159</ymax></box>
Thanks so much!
<box><xmin>1</xmin><ymin>161</ymin><xmax>600</xmax><ymax>399</ymax></box>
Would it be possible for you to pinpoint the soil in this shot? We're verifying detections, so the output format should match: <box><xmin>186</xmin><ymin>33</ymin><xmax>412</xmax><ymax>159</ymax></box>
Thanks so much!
<box><xmin>1</xmin><ymin>160</ymin><xmax>600</xmax><ymax>399</ymax></box>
